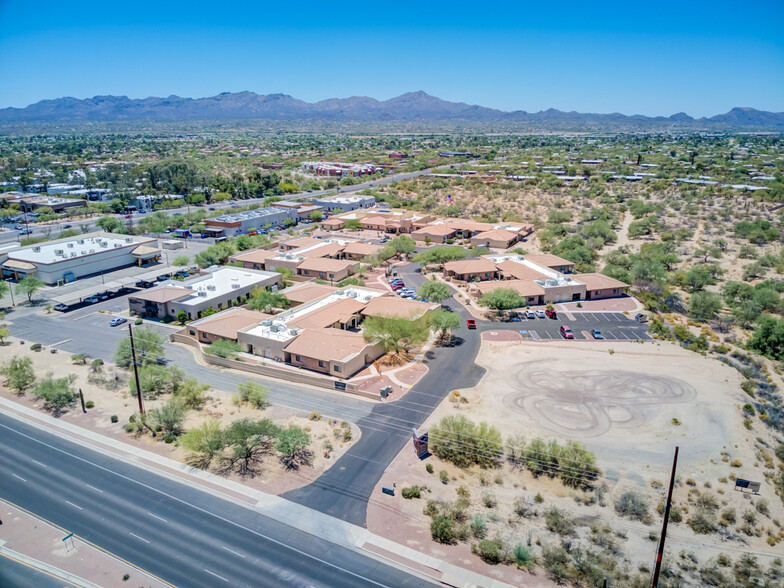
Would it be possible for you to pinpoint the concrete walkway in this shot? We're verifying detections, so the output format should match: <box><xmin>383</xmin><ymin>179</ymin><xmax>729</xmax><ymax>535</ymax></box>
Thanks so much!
<box><xmin>0</xmin><ymin>397</ymin><xmax>516</xmax><ymax>588</ymax></box>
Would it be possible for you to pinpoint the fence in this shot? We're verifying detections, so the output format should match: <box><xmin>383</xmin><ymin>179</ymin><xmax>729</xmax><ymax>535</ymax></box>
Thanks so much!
<box><xmin>169</xmin><ymin>332</ymin><xmax>377</xmax><ymax>399</ymax></box>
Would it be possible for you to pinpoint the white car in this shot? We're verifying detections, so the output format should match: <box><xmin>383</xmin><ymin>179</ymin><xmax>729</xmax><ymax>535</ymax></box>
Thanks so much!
<box><xmin>525</xmin><ymin>309</ymin><xmax>536</xmax><ymax>319</ymax></box>
<box><xmin>84</xmin><ymin>296</ymin><xmax>100</xmax><ymax>304</ymax></box>
<box><xmin>109</xmin><ymin>317</ymin><xmax>128</xmax><ymax>327</ymax></box>
<box><xmin>535</xmin><ymin>310</ymin><xmax>546</xmax><ymax>318</ymax></box>
<box><xmin>53</xmin><ymin>303</ymin><xmax>68</xmax><ymax>312</ymax></box>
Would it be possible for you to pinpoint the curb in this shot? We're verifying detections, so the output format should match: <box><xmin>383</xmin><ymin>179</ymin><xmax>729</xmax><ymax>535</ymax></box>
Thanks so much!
<box><xmin>0</xmin><ymin>546</ymin><xmax>103</xmax><ymax>588</ymax></box>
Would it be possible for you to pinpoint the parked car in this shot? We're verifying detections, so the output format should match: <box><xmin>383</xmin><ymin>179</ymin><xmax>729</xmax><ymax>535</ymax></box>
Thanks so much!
<box><xmin>135</xmin><ymin>280</ymin><xmax>154</xmax><ymax>288</ymax></box>
<box><xmin>545</xmin><ymin>308</ymin><xmax>557</xmax><ymax>319</ymax></box>
<box><xmin>53</xmin><ymin>303</ymin><xmax>68</xmax><ymax>312</ymax></box>
<box><xmin>466</xmin><ymin>319</ymin><xmax>477</xmax><ymax>329</ymax></box>
<box><xmin>635</xmin><ymin>313</ymin><xmax>647</xmax><ymax>323</ymax></box>
<box><xmin>560</xmin><ymin>325</ymin><xmax>574</xmax><ymax>339</ymax></box>
<box><xmin>525</xmin><ymin>309</ymin><xmax>536</xmax><ymax>319</ymax></box>
<box><xmin>117</xmin><ymin>286</ymin><xmax>133</xmax><ymax>295</ymax></box>
<box><xmin>62</xmin><ymin>224</ymin><xmax>72</xmax><ymax>229</ymax></box>
<box><xmin>18</xmin><ymin>229</ymin><xmax>32</xmax><ymax>235</ymax></box>
<box><xmin>175</xmin><ymin>270</ymin><xmax>189</xmax><ymax>278</ymax></box>
<box><xmin>535</xmin><ymin>309</ymin><xmax>546</xmax><ymax>318</ymax></box>
<box><xmin>156</xmin><ymin>274</ymin><xmax>170</xmax><ymax>282</ymax></box>
<box><xmin>97</xmin><ymin>290</ymin><xmax>115</xmax><ymax>299</ymax></box>
<box><xmin>591</xmin><ymin>329</ymin><xmax>604</xmax><ymax>339</ymax></box>
<box><xmin>84</xmin><ymin>296</ymin><xmax>100</xmax><ymax>304</ymax></box>
<box><xmin>110</xmin><ymin>317</ymin><xmax>128</xmax><ymax>327</ymax></box>
<box><xmin>379</xmin><ymin>238</ymin><xmax>387</xmax><ymax>243</ymax></box>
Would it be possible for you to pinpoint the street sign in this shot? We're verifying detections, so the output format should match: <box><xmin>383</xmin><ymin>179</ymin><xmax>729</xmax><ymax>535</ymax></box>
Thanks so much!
<box><xmin>334</xmin><ymin>381</ymin><xmax>346</xmax><ymax>391</ymax></box>
<box><xmin>382</xmin><ymin>486</ymin><xmax>395</xmax><ymax>496</ymax></box>
<box><xmin>62</xmin><ymin>532</ymin><xmax>74</xmax><ymax>542</ymax></box>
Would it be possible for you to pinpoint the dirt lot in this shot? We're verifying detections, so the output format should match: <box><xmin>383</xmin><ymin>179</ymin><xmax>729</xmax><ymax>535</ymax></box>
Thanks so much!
<box><xmin>368</xmin><ymin>339</ymin><xmax>784</xmax><ymax>585</ymax></box>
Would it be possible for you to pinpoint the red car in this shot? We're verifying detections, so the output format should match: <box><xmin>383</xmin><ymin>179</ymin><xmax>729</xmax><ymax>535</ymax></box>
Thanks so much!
<box><xmin>545</xmin><ymin>308</ymin><xmax>557</xmax><ymax>319</ymax></box>
<box><xmin>560</xmin><ymin>325</ymin><xmax>574</xmax><ymax>339</ymax></box>
<box><xmin>466</xmin><ymin>319</ymin><xmax>476</xmax><ymax>329</ymax></box>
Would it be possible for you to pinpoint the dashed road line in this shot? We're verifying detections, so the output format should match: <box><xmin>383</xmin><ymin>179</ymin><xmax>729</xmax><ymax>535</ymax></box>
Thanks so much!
<box><xmin>84</xmin><ymin>483</ymin><xmax>103</xmax><ymax>493</ymax></box>
<box><xmin>49</xmin><ymin>338</ymin><xmax>75</xmax><ymax>348</ymax></box>
<box><xmin>12</xmin><ymin>473</ymin><xmax>26</xmax><ymax>482</ymax></box>
<box><xmin>129</xmin><ymin>532</ymin><xmax>150</xmax><ymax>544</ymax></box>
<box><xmin>31</xmin><ymin>459</ymin><xmax>47</xmax><ymax>468</ymax></box>
<box><xmin>147</xmin><ymin>512</ymin><xmax>168</xmax><ymax>523</ymax></box>
<box><xmin>64</xmin><ymin>500</ymin><xmax>82</xmax><ymax>510</ymax></box>
<box><xmin>221</xmin><ymin>545</ymin><xmax>246</xmax><ymax>558</ymax></box>
<box><xmin>204</xmin><ymin>569</ymin><xmax>229</xmax><ymax>582</ymax></box>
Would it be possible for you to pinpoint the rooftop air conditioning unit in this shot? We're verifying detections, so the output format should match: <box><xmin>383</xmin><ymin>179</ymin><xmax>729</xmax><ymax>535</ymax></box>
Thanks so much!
<box><xmin>363</xmin><ymin>296</ymin><xmax>371</xmax><ymax>302</ymax></box>
<box><xmin>125</xmin><ymin>238</ymin><xmax>132</xmax><ymax>243</ymax></box>
<box><xmin>32</xmin><ymin>246</ymin><xmax>41</xmax><ymax>252</ymax></box>
<box><xmin>336</xmin><ymin>289</ymin><xmax>344</xmax><ymax>295</ymax></box>
<box><xmin>231</xmin><ymin>283</ymin><xmax>240</xmax><ymax>289</ymax></box>
<box><xmin>197</xmin><ymin>291</ymin><xmax>208</xmax><ymax>297</ymax></box>
<box><xmin>100</xmin><ymin>241</ymin><xmax>108</xmax><ymax>247</ymax></box>
<box><xmin>289</xmin><ymin>329</ymin><xmax>298</xmax><ymax>336</ymax></box>
<box><xmin>348</xmin><ymin>291</ymin><xmax>357</xmax><ymax>298</ymax></box>
<box><xmin>70</xmin><ymin>252</ymin><xmax>77</xmax><ymax>257</ymax></box>
<box><xmin>67</xmin><ymin>243</ymin><xmax>74</xmax><ymax>248</ymax></box>
<box><xmin>89</xmin><ymin>249</ymin><xmax>95</xmax><ymax>253</ymax></box>
<box><xmin>114</xmin><ymin>243</ymin><xmax>120</xmax><ymax>248</ymax></box>
<box><xmin>261</xmin><ymin>320</ymin><xmax>272</xmax><ymax>327</ymax></box>
<box><xmin>53</xmin><ymin>249</ymin><xmax>63</xmax><ymax>255</ymax></box>
<box><xmin>207</xmin><ymin>284</ymin><xmax>216</xmax><ymax>291</ymax></box>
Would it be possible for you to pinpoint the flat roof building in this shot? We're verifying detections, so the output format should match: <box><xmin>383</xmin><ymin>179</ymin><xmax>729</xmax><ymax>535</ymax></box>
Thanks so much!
<box><xmin>0</xmin><ymin>232</ymin><xmax>158</xmax><ymax>284</ymax></box>
<box><xmin>204</xmin><ymin>207</ymin><xmax>298</xmax><ymax>236</ymax></box>
<box><xmin>312</xmin><ymin>195</ymin><xmax>376</xmax><ymax>212</ymax></box>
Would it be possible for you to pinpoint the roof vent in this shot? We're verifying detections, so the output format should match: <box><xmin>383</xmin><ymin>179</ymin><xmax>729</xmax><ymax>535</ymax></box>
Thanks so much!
<box><xmin>77</xmin><ymin>239</ymin><xmax>84</xmax><ymax>244</ymax></box>
<box><xmin>363</xmin><ymin>295</ymin><xmax>371</xmax><ymax>302</ymax></box>
<box><xmin>347</xmin><ymin>291</ymin><xmax>357</xmax><ymax>298</ymax></box>
<box><xmin>89</xmin><ymin>249</ymin><xmax>95</xmax><ymax>254</ymax></box>
<box><xmin>53</xmin><ymin>249</ymin><xmax>63</xmax><ymax>255</ymax></box>
<box><xmin>231</xmin><ymin>283</ymin><xmax>240</xmax><ymax>289</ymax></box>
<box><xmin>206</xmin><ymin>284</ymin><xmax>216</xmax><ymax>291</ymax></box>
<box><xmin>32</xmin><ymin>246</ymin><xmax>41</xmax><ymax>252</ymax></box>
<box><xmin>67</xmin><ymin>243</ymin><xmax>74</xmax><ymax>248</ymax></box>
<box><xmin>288</xmin><ymin>329</ymin><xmax>298</xmax><ymax>336</ymax></box>
<box><xmin>70</xmin><ymin>252</ymin><xmax>77</xmax><ymax>257</ymax></box>
<box><xmin>125</xmin><ymin>238</ymin><xmax>132</xmax><ymax>243</ymax></box>
<box><xmin>335</xmin><ymin>289</ymin><xmax>344</xmax><ymax>295</ymax></box>
<box><xmin>100</xmin><ymin>241</ymin><xmax>108</xmax><ymax>247</ymax></box>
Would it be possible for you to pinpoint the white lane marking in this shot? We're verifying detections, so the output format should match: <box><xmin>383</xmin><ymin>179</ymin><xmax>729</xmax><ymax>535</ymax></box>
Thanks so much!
<box><xmin>605</xmin><ymin>331</ymin><xmax>618</xmax><ymax>340</ymax></box>
<box><xmin>129</xmin><ymin>532</ymin><xmax>150</xmax><ymax>544</ymax></box>
<box><xmin>31</xmin><ymin>459</ymin><xmax>47</xmax><ymax>468</ymax></box>
<box><xmin>73</xmin><ymin>311</ymin><xmax>100</xmax><ymax>321</ymax></box>
<box><xmin>12</xmin><ymin>473</ymin><xmax>26</xmax><ymax>482</ymax></box>
<box><xmin>147</xmin><ymin>512</ymin><xmax>168</xmax><ymax>523</ymax></box>
<box><xmin>221</xmin><ymin>545</ymin><xmax>246</xmax><ymax>558</ymax></box>
<box><xmin>85</xmin><ymin>483</ymin><xmax>103</xmax><ymax>493</ymax></box>
<box><xmin>65</xmin><ymin>500</ymin><xmax>83</xmax><ymax>510</ymax></box>
<box><xmin>204</xmin><ymin>569</ymin><xmax>229</xmax><ymax>582</ymax></box>
<box><xmin>1</xmin><ymin>421</ymin><xmax>392</xmax><ymax>588</ymax></box>
<box><xmin>50</xmin><ymin>338</ymin><xmax>74</xmax><ymax>347</ymax></box>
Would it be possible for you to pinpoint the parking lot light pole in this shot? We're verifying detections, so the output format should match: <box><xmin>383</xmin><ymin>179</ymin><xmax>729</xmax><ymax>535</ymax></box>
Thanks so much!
<box><xmin>128</xmin><ymin>323</ymin><xmax>145</xmax><ymax>415</ymax></box>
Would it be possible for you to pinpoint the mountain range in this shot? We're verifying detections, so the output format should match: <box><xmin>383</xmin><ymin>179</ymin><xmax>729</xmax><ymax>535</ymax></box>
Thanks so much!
<box><xmin>1</xmin><ymin>91</ymin><xmax>782</xmax><ymax>128</ymax></box>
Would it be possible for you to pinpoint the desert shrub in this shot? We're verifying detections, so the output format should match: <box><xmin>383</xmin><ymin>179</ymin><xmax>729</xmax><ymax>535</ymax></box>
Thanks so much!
<box><xmin>513</xmin><ymin>544</ymin><xmax>535</xmax><ymax>570</ymax></box>
<box><xmin>429</xmin><ymin>415</ymin><xmax>502</xmax><ymax>468</ymax></box>
<box><xmin>439</xmin><ymin>470</ymin><xmax>449</xmax><ymax>484</ymax></box>
<box><xmin>514</xmin><ymin>497</ymin><xmax>537</xmax><ymax>518</ymax></box>
<box><xmin>518</xmin><ymin>438</ymin><xmax>600</xmax><ymax>488</ymax></box>
<box><xmin>233</xmin><ymin>381</ymin><xmax>269</xmax><ymax>408</ymax></box>
<box><xmin>688</xmin><ymin>510</ymin><xmax>718</xmax><ymax>534</ymax></box>
<box><xmin>423</xmin><ymin>499</ymin><xmax>439</xmax><ymax>517</ymax></box>
<box><xmin>308</xmin><ymin>411</ymin><xmax>321</xmax><ymax>421</ymax></box>
<box><xmin>541</xmin><ymin>544</ymin><xmax>574</xmax><ymax>583</ymax></box>
<box><xmin>695</xmin><ymin>492</ymin><xmax>719</xmax><ymax>512</ymax></box>
<box><xmin>615</xmin><ymin>490</ymin><xmax>653</xmax><ymax>524</ymax></box>
<box><xmin>401</xmin><ymin>486</ymin><xmax>421</xmax><ymax>500</ymax></box>
<box><xmin>111</xmin><ymin>415</ymin><xmax>119</xmax><ymax>423</ymax></box>
<box><xmin>755</xmin><ymin>499</ymin><xmax>769</xmax><ymax>516</ymax></box>
<box><xmin>470</xmin><ymin>515</ymin><xmax>487</xmax><ymax>539</ymax></box>
<box><xmin>425</xmin><ymin>463</ymin><xmax>434</xmax><ymax>474</ymax></box>
<box><xmin>720</xmin><ymin>508</ymin><xmax>736</xmax><ymax>525</ymax></box>
<box><xmin>430</xmin><ymin>514</ymin><xmax>456</xmax><ymax>544</ymax></box>
<box><xmin>472</xmin><ymin>539</ymin><xmax>505</xmax><ymax>564</ymax></box>
<box><xmin>545</xmin><ymin>508</ymin><xmax>575</xmax><ymax>536</ymax></box>
<box><xmin>482</xmin><ymin>493</ymin><xmax>497</xmax><ymax>508</ymax></box>
<box><xmin>85</xmin><ymin>400</ymin><xmax>94</xmax><ymax>408</ymax></box>
<box><xmin>699</xmin><ymin>563</ymin><xmax>726</xmax><ymax>586</ymax></box>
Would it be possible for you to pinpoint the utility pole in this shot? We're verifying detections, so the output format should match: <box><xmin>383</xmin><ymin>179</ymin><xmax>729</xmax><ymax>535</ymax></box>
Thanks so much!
<box><xmin>651</xmin><ymin>446</ymin><xmax>679</xmax><ymax>588</ymax></box>
<box><xmin>128</xmin><ymin>323</ymin><xmax>144</xmax><ymax>415</ymax></box>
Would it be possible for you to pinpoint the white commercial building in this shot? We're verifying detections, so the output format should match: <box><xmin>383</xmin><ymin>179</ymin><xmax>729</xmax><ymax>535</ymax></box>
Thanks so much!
<box><xmin>312</xmin><ymin>195</ymin><xmax>376</xmax><ymax>212</ymax></box>
<box><xmin>0</xmin><ymin>233</ymin><xmax>159</xmax><ymax>284</ymax></box>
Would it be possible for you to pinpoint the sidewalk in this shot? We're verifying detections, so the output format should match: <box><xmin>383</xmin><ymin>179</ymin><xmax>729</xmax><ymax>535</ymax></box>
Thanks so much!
<box><xmin>1</xmin><ymin>398</ymin><xmax>517</xmax><ymax>588</ymax></box>
<box><xmin>0</xmin><ymin>500</ymin><xmax>169</xmax><ymax>588</ymax></box>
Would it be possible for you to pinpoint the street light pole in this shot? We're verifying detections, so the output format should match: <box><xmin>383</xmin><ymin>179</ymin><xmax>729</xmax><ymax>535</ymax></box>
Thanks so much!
<box><xmin>128</xmin><ymin>323</ymin><xmax>145</xmax><ymax>415</ymax></box>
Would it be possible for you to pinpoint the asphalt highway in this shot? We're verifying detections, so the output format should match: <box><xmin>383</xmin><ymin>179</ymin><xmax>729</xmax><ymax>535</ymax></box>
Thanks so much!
<box><xmin>0</xmin><ymin>414</ymin><xmax>437</xmax><ymax>588</ymax></box>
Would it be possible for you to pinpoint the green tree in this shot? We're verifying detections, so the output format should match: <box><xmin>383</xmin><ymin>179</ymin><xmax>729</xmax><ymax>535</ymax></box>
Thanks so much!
<box><xmin>388</xmin><ymin>235</ymin><xmax>417</xmax><ymax>255</ymax></box>
<box><xmin>176</xmin><ymin>310</ymin><xmax>187</xmax><ymax>324</ymax></box>
<box><xmin>148</xmin><ymin>398</ymin><xmax>187</xmax><ymax>441</ymax></box>
<box><xmin>688</xmin><ymin>291</ymin><xmax>723</xmax><ymax>322</ymax></box>
<box><xmin>247</xmin><ymin>289</ymin><xmax>289</xmax><ymax>313</ymax></box>
<box><xmin>33</xmin><ymin>373</ymin><xmax>77</xmax><ymax>413</ymax></box>
<box><xmin>71</xmin><ymin>353</ymin><xmax>89</xmax><ymax>365</ymax></box>
<box><xmin>430</xmin><ymin>415</ymin><xmax>503</xmax><ymax>469</ymax></box>
<box><xmin>310</xmin><ymin>210</ymin><xmax>323</xmax><ymax>222</ymax></box>
<box><xmin>276</xmin><ymin>425</ymin><xmax>312</xmax><ymax>469</ymax></box>
<box><xmin>222</xmin><ymin>418</ymin><xmax>279</xmax><ymax>475</ymax></box>
<box><xmin>344</xmin><ymin>219</ymin><xmax>362</xmax><ymax>230</ymax></box>
<box><xmin>180</xmin><ymin>419</ymin><xmax>225</xmax><ymax>468</ymax></box>
<box><xmin>748</xmin><ymin>315</ymin><xmax>784</xmax><ymax>360</ymax></box>
<box><xmin>362</xmin><ymin>316</ymin><xmax>430</xmax><ymax>355</ymax></box>
<box><xmin>0</xmin><ymin>326</ymin><xmax>9</xmax><ymax>344</ymax></box>
<box><xmin>114</xmin><ymin>326</ymin><xmax>164</xmax><ymax>368</ymax></box>
<box><xmin>95</xmin><ymin>216</ymin><xmax>123</xmax><ymax>233</ymax></box>
<box><xmin>234</xmin><ymin>381</ymin><xmax>269</xmax><ymax>408</ymax></box>
<box><xmin>413</xmin><ymin>246</ymin><xmax>467</xmax><ymax>266</ymax></box>
<box><xmin>15</xmin><ymin>276</ymin><xmax>45</xmax><ymax>303</ymax></box>
<box><xmin>428</xmin><ymin>309</ymin><xmax>461</xmax><ymax>343</ymax></box>
<box><xmin>0</xmin><ymin>355</ymin><xmax>36</xmax><ymax>393</ymax></box>
<box><xmin>418</xmin><ymin>280</ymin><xmax>452</xmax><ymax>305</ymax></box>
<box><xmin>205</xmin><ymin>338</ymin><xmax>241</xmax><ymax>358</ymax></box>
<box><xmin>0</xmin><ymin>280</ymin><xmax>8</xmax><ymax>301</ymax></box>
<box><xmin>173</xmin><ymin>255</ymin><xmax>190</xmax><ymax>267</ymax></box>
<box><xmin>480</xmin><ymin>288</ymin><xmax>526</xmax><ymax>310</ymax></box>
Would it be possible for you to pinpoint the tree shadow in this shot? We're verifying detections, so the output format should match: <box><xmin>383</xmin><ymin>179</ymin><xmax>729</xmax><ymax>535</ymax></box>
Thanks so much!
<box><xmin>439</xmin><ymin>336</ymin><xmax>465</xmax><ymax>348</ymax></box>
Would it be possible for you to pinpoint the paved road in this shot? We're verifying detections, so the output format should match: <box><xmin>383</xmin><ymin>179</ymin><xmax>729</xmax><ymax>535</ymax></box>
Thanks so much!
<box><xmin>0</xmin><ymin>414</ymin><xmax>436</xmax><ymax>588</ymax></box>
<box><xmin>284</xmin><ymin>262</ymin><xmax>486</xmax><ymax>524</ymax></box>
<box><xmin>0</xmin><ymin>553</ymin><xmax>73</xmax><ymax>588</ymax></box>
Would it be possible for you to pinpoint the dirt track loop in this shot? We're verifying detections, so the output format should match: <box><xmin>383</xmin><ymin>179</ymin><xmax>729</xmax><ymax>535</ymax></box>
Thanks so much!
<box><xmin>504</xmin><ymin>364</ymin><xmax>697</xmax><ymax>437</ymax></box>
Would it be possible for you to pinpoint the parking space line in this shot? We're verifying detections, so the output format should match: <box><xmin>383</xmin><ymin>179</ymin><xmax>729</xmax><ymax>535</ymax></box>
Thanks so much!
<box><xmin>529</xmin><ymin>330</ymin><xmax>539</xmax><ymax>341</ymax></box>
<box><xmin>50</xmin><ymin>338</ymin><xmax>74</xmax><ymax>348</ymax></box>
<box><xmin>73</xmin><ymin>311</ymin><xmax>100</xmax><ymax>321</ymax></box>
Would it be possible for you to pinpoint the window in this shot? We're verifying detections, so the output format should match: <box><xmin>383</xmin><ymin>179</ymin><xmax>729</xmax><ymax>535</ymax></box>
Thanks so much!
<box><xmin>613</xmin><ymin>288</ymin><xmax>619</xmax><ymax>294</ymax></box>
<box><xmin>319</xmin><ymin>272</ymin><xmax>325</xmax><ymax>278</ymax></box>
<box><xmin>189</xmin><ymin>330</ymin><xmax>196</xmax><ymax>336</ymax></box>
<box><xmin>328</xmin><ymin>273</ymin><xmax>334</xmax><ymax>279</ymax></box>
<box><xmin>202</xmin><ymin>332</ymin><xmax>208</xmax><ymax>339</ymax></box>
<box><xmin>594</xmin><ymin>291</ymin><xmax>600</xmax><ymax>295</ymax></box>
<box><xmin>318</xmin><ymin>360</ymin><xmax>326</xmax><ymax>368</ymax></box>
<box><xmin>295</xmin><ymin>355</ymin><xmax>302</xmax><ymax>362</ymax></box>
<box><xmin>334</xmin><ymin>365</ymin><xmax>342</xmax><ymax>373</ymax></box>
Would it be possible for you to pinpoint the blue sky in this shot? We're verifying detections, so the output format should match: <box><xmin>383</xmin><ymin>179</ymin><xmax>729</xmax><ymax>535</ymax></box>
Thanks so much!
<box><xmin>0</xmin><ymin>1</ymin><xmax>782</xmax><ymax>116</ymax></box>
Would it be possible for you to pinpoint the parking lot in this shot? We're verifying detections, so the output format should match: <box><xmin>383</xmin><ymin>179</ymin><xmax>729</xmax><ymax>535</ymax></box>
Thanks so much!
<box><xmin>482</xmin><ymin>310</ymin><xmax>650</xmax><ymax>341</ymax></box>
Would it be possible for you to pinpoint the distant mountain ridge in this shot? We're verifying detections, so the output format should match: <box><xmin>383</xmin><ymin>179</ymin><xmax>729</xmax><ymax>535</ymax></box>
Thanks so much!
<box><xmin>1</xmin><ymin>91</ymin><xmax>782</xmax><ymax>128</ymax></box>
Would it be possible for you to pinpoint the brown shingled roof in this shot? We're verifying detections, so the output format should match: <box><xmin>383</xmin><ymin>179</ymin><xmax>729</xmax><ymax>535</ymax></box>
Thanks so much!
<box><xmin>283</xmin><ymin>328</ymin><xmax>373</xmax><ymax>362</ymax></box>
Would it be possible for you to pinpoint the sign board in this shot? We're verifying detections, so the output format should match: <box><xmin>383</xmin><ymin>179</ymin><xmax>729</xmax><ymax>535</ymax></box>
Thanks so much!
<box><xmin>334</xmin><ymin>381</ymin><xmax>346</xmax><ymax>391</ymax></box>
<box><xmin>735</xmin><ymin>479</ymin><xmax>761</xmax><ymax>493</ymax></box>
<box><xmin>382</xmin><ymin>486</ymin><xmax>395</xmax><ymax>496</ymax></box>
